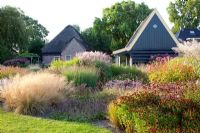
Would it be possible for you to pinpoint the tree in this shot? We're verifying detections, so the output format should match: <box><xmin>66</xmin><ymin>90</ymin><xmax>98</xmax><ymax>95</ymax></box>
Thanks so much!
<box><xmin>82</xmin><ymin>1</ymin><xmax>152</xmax><ymax>52</ymax></box>
<box><xmin>0</xmin><ymin>6</ymin><xmax>48</xmax><ymax>62</ymax></box>
<box><xmin>23</xmin><ymin>15</ymin><xmax>48</xmax><ymax>56</ymax></box>
<box><xmin>28</xmin><ymin>39</ymin><xmax>45</xmax><ymax>57</ymax></box>
<box><xmin>167</xmin><ymin>0</ymin><xmax>200</xmax><ymax>33</ymax></box>
<box><xmin>0</xmin><ymin>6</ymin><xmax>27</xmax><ymax>62</ymax></box>
<box><xmin>72</xmin><ymin>24</ymin><xmax>81</xmax><ymax>32</ymax></box>
<box><xmin>82</xmin><ymin>18</ymin><xmax>112</xmax><ymax>53</ymax></box>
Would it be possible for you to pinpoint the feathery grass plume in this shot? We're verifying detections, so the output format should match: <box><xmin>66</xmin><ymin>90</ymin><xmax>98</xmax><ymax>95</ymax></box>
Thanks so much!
<box><xmin>75</xmin><ymin>51</ymin><xmax>111</xmax><ymax>65</ymax></box>
<box><xmin>172</xmin><ymin>40</ymin><xmax>200</xmax><ymax>58</ymax></box>
<box><xmin>0</xmin><ymin>66</ymin><xmax>27</xmax><ymax>79</ymax></box>
<box><xmin>1</xmin><ymin>72</ymin><xmax>67</xmax><ymax>115</ymax></box>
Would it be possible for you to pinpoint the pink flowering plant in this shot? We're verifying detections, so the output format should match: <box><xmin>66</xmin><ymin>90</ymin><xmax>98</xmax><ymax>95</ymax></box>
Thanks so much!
<box><xmin>75</xmin><ymin>51</ymin><xmax>111</xmax><ymax>65</ymax></box>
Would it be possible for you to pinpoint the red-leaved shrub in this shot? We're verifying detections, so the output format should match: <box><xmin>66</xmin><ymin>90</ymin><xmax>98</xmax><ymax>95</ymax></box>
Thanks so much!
<box><xmin>108</xmin><ymin>90</ymin><xmax>200</xmax><ymax>133</ymax></box>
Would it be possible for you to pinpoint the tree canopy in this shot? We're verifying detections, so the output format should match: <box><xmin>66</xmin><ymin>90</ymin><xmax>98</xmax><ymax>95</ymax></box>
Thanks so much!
<box><xmin>0</xmin><ymin>6</ymin><xmax>48</xmax><ymax>62</ymax></box>
<box><xmin>167</xmin><ymin>0</ymin><xmax>200</xmax><ymax>33</ymax></box>
<box><xmin>72</xmin><ymin>24</ymin><xmax>81</xmax><ymax>32</ymax></box>
<box><xmin>81</xmin><ymin>1</ymin><xmax>152</xmax><ymax>53</ymax></box>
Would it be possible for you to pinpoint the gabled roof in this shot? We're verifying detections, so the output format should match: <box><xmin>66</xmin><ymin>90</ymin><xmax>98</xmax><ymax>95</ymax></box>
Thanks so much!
<box><xmin>42</xmin><ymin>25</ymin><xmax>90</xmax><ymax>54</ymax></box>
<box><xmin>67</xmin><ymin>37</ymin><xmax>91</xmax><ymax>51</ymax></box>
<box><xmin>176</xmin><ymin>28</ymin><xmax>200</xmax><ymax>41</ymax></box>
<box><xmin>113</xmin><ymin>9</ymin><xmax>179</xmax><ymax>55</ymax></box>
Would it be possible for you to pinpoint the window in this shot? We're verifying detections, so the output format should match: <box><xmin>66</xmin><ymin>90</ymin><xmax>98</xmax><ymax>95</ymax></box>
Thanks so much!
<box><xmin>153</xmin><ymin>24</ymin><xmax>158</xmax><ymax>29</ymax></box>
<box><xmin>54</xmin><ymin>56</ymin><xmax>61</xmax><ymax>61</ymax></box>
<box><xmin>65</xmin><ymin>55</ymin><xmax>71</xmax><ymax>61</ymax></box>
<box><xmin>190</xmin><ymin>31</ymin><xmax>195</xmax><ymax>34</ymax></box>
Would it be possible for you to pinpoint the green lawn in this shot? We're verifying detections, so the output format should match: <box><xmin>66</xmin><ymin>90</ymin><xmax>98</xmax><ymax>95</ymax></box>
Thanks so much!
<box><xmin>0</xmin><ymin>108</ymin><xmax>111</xmax><ymax>133</ymax></box>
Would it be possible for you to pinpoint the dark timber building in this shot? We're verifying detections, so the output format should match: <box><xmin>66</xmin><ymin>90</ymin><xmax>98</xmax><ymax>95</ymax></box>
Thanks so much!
<box><xmin>113</xmin><ymin>9</ymin><xmax>178</xmax><ymax>65</ymax></box>
<box><xmin>176</xmin><ymin>28</ymin><xmax>200</xmax><ymax>42</ymax></box>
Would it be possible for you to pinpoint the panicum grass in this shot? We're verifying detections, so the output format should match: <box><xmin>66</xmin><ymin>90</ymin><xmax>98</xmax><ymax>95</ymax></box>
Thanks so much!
<box><xmin>1</xmin><ymin>72</ymin><xmax>66</xmax><ymax>115</ymax></box>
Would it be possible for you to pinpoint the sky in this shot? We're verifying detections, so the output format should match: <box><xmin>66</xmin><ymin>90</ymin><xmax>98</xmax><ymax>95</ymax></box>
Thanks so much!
<box><xmin>1</xmin><ymin>0</ymin><xmax>173</xmax><ymax>40</ymax></box>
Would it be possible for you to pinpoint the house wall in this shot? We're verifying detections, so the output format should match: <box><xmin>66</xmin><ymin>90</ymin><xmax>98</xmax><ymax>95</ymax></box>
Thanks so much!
<box><xmin>61</xmin><ymin>39</ymin><xmax>86</xmax><ymax>60</ymax></box>
<box><xmin>129</xmin><ymin>14</ymin><xmax>177</xmax><ymax>63</ymax></box>
<box><xmin>42</xmin><ymin>54</ymin><xmax>60</xmax><ymax>64</ymax></box>
<box><xmin>132</xmin><ymin>14</ymin><xmax>177</xmax><ymax>51</ymax></box>
<box><xmin>42</xmin><ymin>39</ymin><xmax>86</xmax><ymax>65</ymax></box>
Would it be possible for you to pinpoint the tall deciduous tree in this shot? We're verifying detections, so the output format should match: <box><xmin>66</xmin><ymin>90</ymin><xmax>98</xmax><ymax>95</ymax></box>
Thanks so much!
<box><xmin>0</xmin><ymin>6</ymin><xmax>48</xmax><ymax>62</ymax></box>
<box><xmin>167</xmin><ymin>0</ymin><xmax>200</xmax><ymax>33</ymax></box>
<box><xmin>72</xmin><ymin>24</ymin><xmax>81</xmax><ymax>32</ymax></box>
<box><xmin>82</xmin><ymin>1</ymin><xmax>152</xmax><ymax>52</ymax></box>
<box><xmin>82</xmin><ymin>18</ymin><xmax>112</xmax><ymax>53</ymax></box>
<box><xmin>0</xmin><ymin>6</ymin><xmax>26</xmax><ymax>62</ymax></box>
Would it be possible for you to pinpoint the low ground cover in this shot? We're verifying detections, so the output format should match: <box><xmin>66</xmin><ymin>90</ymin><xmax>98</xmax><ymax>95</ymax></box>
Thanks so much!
<box><xmin>49</xmin><ymin>89</ymin><xmax>117</xmax><ymax>122</ymax></box>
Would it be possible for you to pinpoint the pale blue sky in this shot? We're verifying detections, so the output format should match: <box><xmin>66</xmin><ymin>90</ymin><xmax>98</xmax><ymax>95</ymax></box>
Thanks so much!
<box><xmin>1</xmin><ymin>0</ymin><xmax>173</xmax><ymax>40</ymax></box>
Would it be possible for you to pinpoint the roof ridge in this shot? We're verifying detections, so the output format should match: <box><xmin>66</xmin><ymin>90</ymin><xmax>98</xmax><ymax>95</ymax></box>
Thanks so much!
<box><xmin>125</xmin><ymin>9</ymin><xmax>154</xmax><ymax>48</ymax></box>
<box><xmin>113</xmin><ymin>8</ymin><xmax>179</xmax><ymax>55</ymax></box>
<box><xmin>42</xmin><ymin>25</ymin><xmax>84</xmax><ymax>53</ymax></box>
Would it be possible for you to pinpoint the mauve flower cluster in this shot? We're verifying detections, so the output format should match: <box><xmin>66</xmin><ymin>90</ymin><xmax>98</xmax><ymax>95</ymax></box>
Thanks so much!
<box><xmin>145</xmin><ymin>56</ymin><xmax>172</xmax><ymax>73</ymax></box>
<box><xmin>104</xmin><ymin>80</ymin><xmax>143</xmax><ymax>90</ymax></box>
<box><xmin>150</xmin><ymin>54</ymin><xmax>172</xmax><ymax>63</ymax></box>
<box><xmin>75</xmin><ymin>51</ymin><xmax>111</xmax><ymax>64</ymax></box>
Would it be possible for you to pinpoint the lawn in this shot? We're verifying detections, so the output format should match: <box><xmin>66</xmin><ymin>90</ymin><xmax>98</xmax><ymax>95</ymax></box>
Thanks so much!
<box><xmin>0</xmin><ymin>108</ymin><xmax>111</xmax><ymax>133</ymax></box>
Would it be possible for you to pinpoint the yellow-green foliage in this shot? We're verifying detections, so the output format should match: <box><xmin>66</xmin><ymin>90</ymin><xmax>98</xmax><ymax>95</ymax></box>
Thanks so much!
<box><xmin>184</xmin><ymin>85</ymin><xmax>200</xmax><ymax>103</ymax></box>
<box><xmin>50</xmin><ymin>58</ymin><xmax>79</xmax><ymax>73</ymax></box>
<box><xmin>107</xmin><ymin>102</ymin><xmax>120</xmax><ymax>127</ymax></box>
<box><xmin>148</xmin><ymin>59</ymin><xmax>198</xmax><ymax>83</ymax></box>
<box><xmin>1</xmin><ymin>72</ymin><xmax>66</xmax><ymax>115</ymax></box>
<box><xmin>169</xmin><ymin>57</ymin><xmax>200</xmax><ymax>78</ymax></box>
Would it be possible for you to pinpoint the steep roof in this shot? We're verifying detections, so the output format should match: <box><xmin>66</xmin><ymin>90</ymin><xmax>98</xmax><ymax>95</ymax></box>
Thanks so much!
<box><xmin>125</xmin><ymin>13</ymin><xmax>150</xmax><ymax>48</ymax></box>
<box><xmin>67</xmin><ymin>37</ymin><xmax>91</xmax><ymax>50</ymax></box>
<box><xmin>42</xmin><ymin>25</ymin><xmax>90</xmax><ymax>54</ymax></box>
<box><xmin>113</xmin><ymin>9</ymin><xmax>179</xmax><ymax>55</ymax></box>
<box><xmin>176</xmin><ymin>28</ymin><xmax>200</xmax><ymax>41</ymax></box>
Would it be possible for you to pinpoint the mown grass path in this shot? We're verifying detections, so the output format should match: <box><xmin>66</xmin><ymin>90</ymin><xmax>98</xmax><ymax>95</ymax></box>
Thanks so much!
<box><xmin>0</xmin><ymin>108</ymin><xmax>111</xmax><ymax>133</ymax></box>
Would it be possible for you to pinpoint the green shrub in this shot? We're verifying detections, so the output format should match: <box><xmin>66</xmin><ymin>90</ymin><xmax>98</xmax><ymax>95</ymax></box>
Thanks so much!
<box><xmin>184</xmin><ymin>85</ymin><xmax>200</xmax><ymax>103</ymax></box>
<box><xmin>94</xmin><ymin>61</ymin><xmax>112</xmax><ymax>85</ymax></box>
<box><xmin>64</xmin><ymin>67</ymin><xmax>99</xmax><ymax>88</ymax></box>
<box><xmin>50</xmin><ymin>58</ymin><xmax>79</xmax><ymax>73</ymax></box>
<box><xmin>111</xmin><ymin>65</ymin><xmax>148</xmax><ymax>83</ymax></box>
<box><xmin>108</xmin><ymin>91</ymin><xmax>200</xmax><ymax>132</ymax></box>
